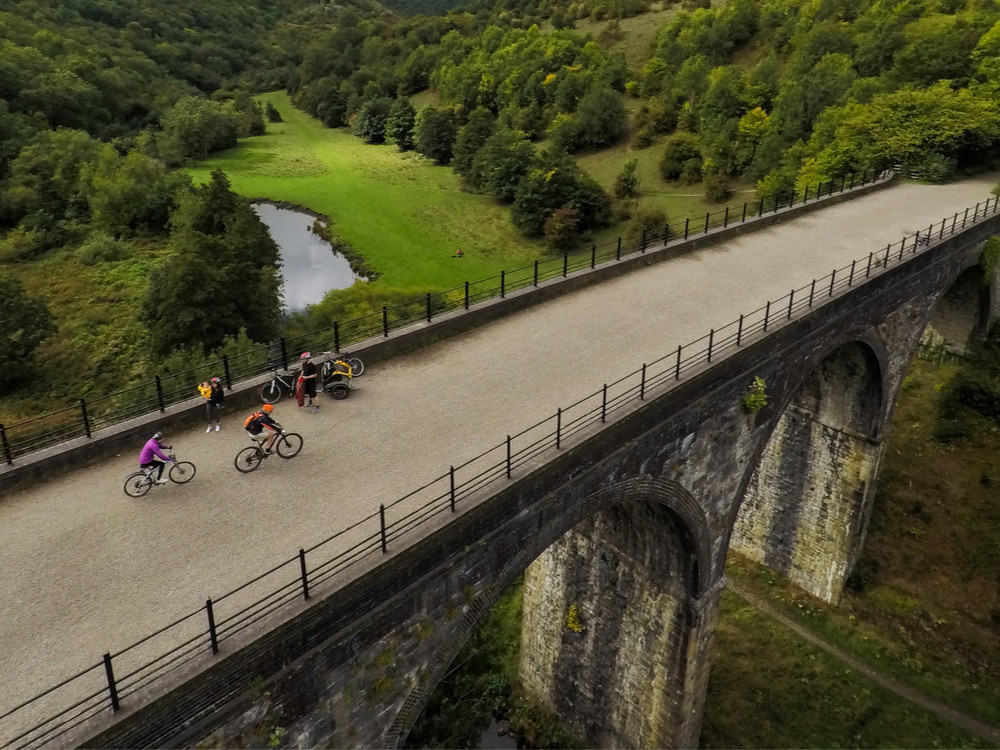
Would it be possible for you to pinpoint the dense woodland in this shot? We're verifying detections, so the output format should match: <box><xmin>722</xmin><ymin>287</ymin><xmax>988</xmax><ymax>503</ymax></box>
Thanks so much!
<box><xmin>4</xmin><ymin>0</ymin><xmax>1000</xmax><ymax>411</ymax></box>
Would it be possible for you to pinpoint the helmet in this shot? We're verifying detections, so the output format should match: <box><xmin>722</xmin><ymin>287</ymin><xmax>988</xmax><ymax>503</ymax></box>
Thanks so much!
<box><xmin>261</xmin><ymin>403</ymin><xmax>274</xmax><ymax>413</ymax></box>
<box><xmin>152</xmin><ymin>431</ymin><xmax>163</xmax><ymax>441</ymax></box>
<box><xmin>300</xmin><ymin>352</ymin><xmax>311</xmax><ymax>360</ymax></box>
<box><xmin>211</xmin><ymin>376</ymin><xmax>221</xmax><ymax>383</ymax></box>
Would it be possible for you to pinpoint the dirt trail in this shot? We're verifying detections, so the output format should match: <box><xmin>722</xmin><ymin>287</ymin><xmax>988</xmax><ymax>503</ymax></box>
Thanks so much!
<box><xmin>727</xmin><ymin>581</ymin><xmax>1000</xmax><ymax>746</ymax></box>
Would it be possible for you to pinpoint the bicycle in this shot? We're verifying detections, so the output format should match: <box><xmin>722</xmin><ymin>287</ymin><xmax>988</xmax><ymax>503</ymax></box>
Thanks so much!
<box><xmin>123</xmin><ymin>452</ymin><xmax>196</xmax><ymax>497</ymax></box>
<box><xmin>234</xmin><ymin>429</ymin><xmax>304</xmax><ymax>473</ymax></box>
<box><xmin>259</xmin><ymin>367</ymin><xmax>300</xmax><ymax>404</ymax></box>
<box><xmin>321</xmin><ymin>351</ymin><xmax>364</xmax><ymax>378</ymax></box>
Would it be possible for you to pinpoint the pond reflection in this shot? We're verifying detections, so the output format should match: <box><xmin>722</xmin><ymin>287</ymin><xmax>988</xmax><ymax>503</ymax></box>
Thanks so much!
<box><xmin>252</xmin><ymin>203</ymin><xmax>364</xmax><ymax>312</ymax></box>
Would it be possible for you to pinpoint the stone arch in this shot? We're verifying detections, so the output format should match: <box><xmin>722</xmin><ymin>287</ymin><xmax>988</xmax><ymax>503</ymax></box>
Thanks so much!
<box><xmin>921</xmin><ymin>265</ymin><xmax>991</xmax><ymax>354</ymax></box>
<box><xmin>393</xmin><ymin>477</ymin><xmax>717</xmax><ymax>749</ymax></box>
<box><xmin>730</xmin><ymin>338</ymin><xmax>885</xmax><ymax>603</ymax></box>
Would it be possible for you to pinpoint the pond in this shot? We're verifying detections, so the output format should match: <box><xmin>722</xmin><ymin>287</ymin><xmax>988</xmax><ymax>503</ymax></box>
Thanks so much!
<box><xmin>252</xmin><ymin>203</ymin><xmax>364</xmax><ymax>313</ymax></box>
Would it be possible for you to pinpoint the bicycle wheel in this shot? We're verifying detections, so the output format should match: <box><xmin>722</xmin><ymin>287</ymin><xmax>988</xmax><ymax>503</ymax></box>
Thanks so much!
<box><xmin>170</xmin><ymin>461</ymin><xmax>197</xmax><ymax>483</ymax></box>
<box><xmin>235</xmin><ymin>446</ymin><xmax>264</xmax><ymax>473</ymax></box>
<box><xmin>124</xmin><ymin>472</ymin><xmax>152</xmax><ymax>497</ymax></box>
<box><xmin>259</xmin><ymin>380</ymin><xmax>282</xmax><ymax>404</ymax></box>
<box><xmin>276</xmin><ymin>432</ymin><xmax>303</xmax><ymax>459</ymax></box>
<box><xmin>348</xmin><ymin>357</ymin><xmax>364</xmax><ymax>376</ymax></box>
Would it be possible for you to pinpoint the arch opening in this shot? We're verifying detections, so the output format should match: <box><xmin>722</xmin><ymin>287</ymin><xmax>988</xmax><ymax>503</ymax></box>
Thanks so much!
<box><xmin>518</xmin><ymin>480</ymin><xmax>714</xmax><ymax>749</ymax></box>
<box><xmin>730</xmin><ymin>341</ymin><xmax>884</xmax><ymax>603</ymax></box>
<box><xmin>921</xmin><ymin>266</ymin><xmax>990</xmax><ymax>355</ymax></box>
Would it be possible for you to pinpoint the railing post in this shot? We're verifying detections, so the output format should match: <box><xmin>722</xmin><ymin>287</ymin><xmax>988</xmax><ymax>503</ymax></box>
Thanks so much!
<box><xmin>641</xmin><ymin>228</ymin><xmax>647</xmax><ymax>252</ymax></box>
<box><xmin>764</xmin><ymin>301</ymin><xmax>770</xmax><ymax>332</ymax></box>
<box><xmin>616</xmin><ymin>237</ymin><xmax>621</xmax><ymax>260</ymax></box>
<box><xmin>556</xmin><ymin>408</ymin><xmax>562</xmax><ymax>449</ymax></box>
<box><xmin>773</xmin><ymin>195</ymin><xmax>779</xmax><ymax>213</ymax></box>
<box><xmin>465</xmin><ymin>281</ymin><xmax>470</xmax><ymax>308</ymax></box>
<box><xmin>280</xmin><ymin>338</ymin><xmax>288</xmax><ymax>370</ymax></box>
<box><xmin>500</xmin><ymin>271</ymin><xmax>505</xmax><ymax>299</ymax></box>
<box><xmin>809</xmin><ymin>279</ymin><xmax>816</xmax><ymax>307</ymax></box>
<box><xmin>533</xmin><ymin>260</ymin><xmax>539</xmax><ymax>286</ymax></box>
<box><xmin>675</xmin><ymin>345</ymin><xmax>681</xmax><ymax>379</ymax></box>
<box><xmin>506</xmin><ymin>435</ymin><xmax>511</xmax><ymax>479</ymax></box>
<box><xmin>707</xmin><ymin>330</ymin><xmax>713</xmax><ymax>362</ymax></box>
<box><xmin>80</xmin><ymin>399</ymin><xmax>91</xmax><ymax>438</ymax></box>
<box><xmin>849</xmin><ymin>173</ymin><xmax>855</xmax><ymax>189</ymax></box>
<box><xmin>382</xmin><ymin>306</ymin><xmax>389</xmax><ymax>337</ymax></box>
<box><xmin>787</xmin><ymin>290</ymin><xmax>794</xmax><ymax>319</ymax></box>
<box><xmin>849</xmin><ymin>259</ymin><xmax>856</xmax><ymax>286</ymax></box>
<box><xmin>155</xmin><ymin>375</ymin><xmax>165</xmax><ymax>413</ymax></box>
<box><xmin>449</xmin><ymin>466</ymin><xmax>456</xmax><ymax>512</ymax></box>
<box><xmin>222</xmin><ymin>355</ymin><xmax>232</xmax><ymax>389</ymax></box>
<box><xmin>963</xmin><ymin>207</ymin><xmax>969</xmax><ymax>227</ymax></box>
<box><xmin>0</xmin><ymin>424</ymin><xmax>11</xmax><ymax>465</ymax></box>
<box><xmin>379</xmin><ymin>504</ymin><xmax>387</xmax><ymax>553</ymax></box>
<box><xmin>298</xmin><ymin>549</ymin><xmax>310</xmax><ymax>601</ymax></box>
<box><xmin>723</xmin><ymin>206</ymin><xmax>729</xmax><ymax>228</ymax></box>
<box><xmin>103</xmin><ymin>653</ymin><xmax>120</xmax><ymax>712</ymax></box>
<box><xmin>640</xmin><ymin>363</ymin><xmax>647</xmax><ymax>399</ymax></box>
<box><xmin>742</xmin><ymin>203</ymin><xmax>747</xmax><ymax>222</ymax></box>
<box><xmin>758</xmin><ymin>198</ymin><xmax>764</xmax><ymax>217</ymax></box>
<box><xmin>703</xmin><ymin>212</ymin><xmax>710</xmax><ymax>233</ymax></box>
<box><xmin>206</xmin><ymin>598</ymin><xmax>219</xmax><ymax>653</ymax></box>
<box><xmin>425</xmin><ymin>292</ymin><xmax>432</xmax><ymax>322</ymax></box>
<box><xmin>866</xmin><ymin>252</ymin><xmax>873</xmax><ymax>278</ymax></box>
<box><xmin>884</xmin><ymin>243</ymin><xmax>891</xmax><ymax>267</ymax></box>
<box><xmin>563</xmin><ymin>251</ymin><xmax>568</xmax><ymax>277</ymax></box>
<box><xmin>684</xmin><ymin>218</ymin><xmax>690</xmax><ymax>239</ymax></box>
<box><xmin>333</xmin><ymin>321</ymin><xmax>340</xmax><ymax>353</ymax></box>
<box><xmin>591</xmin><ymin>244</ymin><xmax>596</xmax><ymax>269</ymax></box>
<box><xmin>664</xmin><ymin>223</ymin><xmax>670</xmax><ymax>245</ymax></box>
<box><xmin>601</xmin><ymin>384</ymin><xmax>607</xmax><ymax>422</ymax></box>
<box><xmin>840</xmin><ymin>175</ymin><xmax>845</xmax><ymax>191</ymax></box>
<box><xmin>737</xmin><ymin>314</ymin><xmax>743</xmax><ymax>346</ymax></box>
<box><xmin>829</xmin><ymin>269</ymin><xmax>837</xmax><ymax>296</ymax></box>
<box><xmin>898</xmin><ymin>239</ymin><xmax>905</xmax><ymax>261</ymax></box>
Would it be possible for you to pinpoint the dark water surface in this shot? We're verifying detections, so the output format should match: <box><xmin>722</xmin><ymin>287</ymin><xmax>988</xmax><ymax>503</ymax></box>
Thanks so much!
<box><xmin>252</xmin><ymin>203</ymin><xmax>362</xmax><ymax>312</ymax></box>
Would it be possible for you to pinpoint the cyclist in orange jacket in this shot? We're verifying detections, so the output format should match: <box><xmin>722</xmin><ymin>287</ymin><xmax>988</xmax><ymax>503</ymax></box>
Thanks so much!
<box><xmin>244</xmin><ymin>403</ymin><xmax>282</xmax><ymax>454</ymax></box>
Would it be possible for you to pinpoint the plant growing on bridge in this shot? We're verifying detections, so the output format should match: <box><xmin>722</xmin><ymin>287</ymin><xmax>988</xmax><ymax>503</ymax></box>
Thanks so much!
<box><xmin>741</xmin><ymin>377</ymin><xmax>768</xmax><ymax>414</ymax></box>
<box><xmin>566</xmin><ymin>603</ymin><xmax>584</xmax><ymax>632</ymax></box>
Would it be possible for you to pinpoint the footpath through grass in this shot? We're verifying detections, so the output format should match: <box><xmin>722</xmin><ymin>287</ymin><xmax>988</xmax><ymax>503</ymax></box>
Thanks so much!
<box><xmin>187</xmin><ymin>91</ymin><xmax>543</xmax><ymax>291</ymax></box>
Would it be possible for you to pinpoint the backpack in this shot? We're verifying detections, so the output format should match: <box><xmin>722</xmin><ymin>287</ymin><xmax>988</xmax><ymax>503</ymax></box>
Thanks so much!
<box><xmin>244</xmin><ymin>411</ymin><xmax>263</xmax><ymax>430</ymax></box>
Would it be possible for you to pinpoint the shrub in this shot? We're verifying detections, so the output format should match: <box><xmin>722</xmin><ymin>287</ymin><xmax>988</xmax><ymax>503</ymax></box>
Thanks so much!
<box><xmin>704</xmin><ymin>173</ymin><xmax>732</xmax><ymax>202</ymax></box>
<box><xmin>741</xmin><ymin>376</ymin><xmax>768</xmax><ymax>414</ymax></box>
<box><xmin>908</xmin><ymin>153</ymin><xmax>957</xmax><ymax>183</ymax></box>
<box><xmin>543</xmin><ymin>208</ymin><xmax>580</xmax><ymax>250</ymax></box>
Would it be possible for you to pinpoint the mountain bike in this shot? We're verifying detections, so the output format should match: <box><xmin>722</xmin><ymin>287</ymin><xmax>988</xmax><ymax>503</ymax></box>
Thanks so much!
<box><xmin>259</xmin><ymin>367</ymin><xmax>300</xmax><ymax>404</ymax></box>
<box><xmin>123</xmin><ymin>452</ymin><xmax>196</xmax><ymax>497</ymax></box>
<box><xmin>234</xmin><ymin>429</ymin><xmax>304</xmax><ymax>473</ymax></box>
<box><xmin>321</xmin><ymin>351</ymin><xmax>364</xmax><ymax>378</ymax></box>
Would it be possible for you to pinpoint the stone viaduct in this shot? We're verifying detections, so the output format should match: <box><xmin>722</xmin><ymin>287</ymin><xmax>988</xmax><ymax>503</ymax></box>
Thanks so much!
<box><xmin>70</xmin><ymin>210</ymin><xmax>1000</xmax><ymax>750</ymax></box>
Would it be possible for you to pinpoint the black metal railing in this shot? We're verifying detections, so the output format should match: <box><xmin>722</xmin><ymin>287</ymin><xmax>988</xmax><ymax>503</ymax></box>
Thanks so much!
<box><xmin>4</xmin><ymin>188</ymin><xmax>999</xmax><ymax>750</ymax></box>
<box><xmin>0</xmin><ymin>171</ymin><xmax>892</xmax><ymax>466</ymax></box>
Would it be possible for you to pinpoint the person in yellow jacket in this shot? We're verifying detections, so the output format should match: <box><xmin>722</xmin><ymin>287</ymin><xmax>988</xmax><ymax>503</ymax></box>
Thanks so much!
<box><xmin>198</xmin><ymin>376</ymin><xmax>225</xmax><ymax>432</ymax></box>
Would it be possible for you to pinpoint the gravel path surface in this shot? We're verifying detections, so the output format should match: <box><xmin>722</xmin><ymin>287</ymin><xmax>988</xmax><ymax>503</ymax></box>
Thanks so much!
<box><xmin>1</xmin><ymin>175</ymin><xmax>997</xmax><ymax>739</ymax></box>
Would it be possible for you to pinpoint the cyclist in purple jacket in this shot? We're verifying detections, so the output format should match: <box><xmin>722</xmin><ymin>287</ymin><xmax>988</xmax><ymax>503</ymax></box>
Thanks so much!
<box><xmin>138</xmin><ymin>431</ymin><xmax>174</xmax><ymax>484</ymax></box>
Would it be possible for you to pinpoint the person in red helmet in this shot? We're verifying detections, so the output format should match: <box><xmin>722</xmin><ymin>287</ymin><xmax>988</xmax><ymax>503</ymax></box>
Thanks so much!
<box><xmin>299</xmin><ymin>352</ymin><xmax>319</xmax><ymax>413</ymax></box>
<box><xmin>244</xmin><ymin>403</ymin><xmax>282</xmax><ymax>453</ymax></box>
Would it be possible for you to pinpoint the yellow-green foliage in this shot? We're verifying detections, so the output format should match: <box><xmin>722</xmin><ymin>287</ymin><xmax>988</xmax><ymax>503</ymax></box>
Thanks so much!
<box><xmin>740</xmin><ymin>376</ymin><xmax>768</xmax><ymax>414</ymax></box>
<box><xmin>566</xmin><ymin>603</ymin><xmax>584</xmax><ymax>632</ymax></box>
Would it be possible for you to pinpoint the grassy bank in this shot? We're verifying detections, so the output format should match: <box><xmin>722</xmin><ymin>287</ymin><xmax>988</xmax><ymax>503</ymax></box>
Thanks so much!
<box><xmin>187</xmin><ymin>91</ymin><xmax>543</xmax><ymax>291</ymax></box>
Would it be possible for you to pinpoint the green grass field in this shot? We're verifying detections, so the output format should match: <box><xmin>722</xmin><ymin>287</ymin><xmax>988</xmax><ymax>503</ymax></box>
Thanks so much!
<box><xmin>187</xmin><ymin>91</ymin><xmax>543</xmax><ymax>291</ymax></box>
